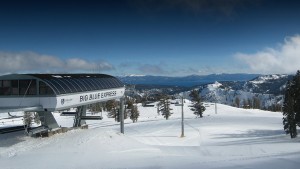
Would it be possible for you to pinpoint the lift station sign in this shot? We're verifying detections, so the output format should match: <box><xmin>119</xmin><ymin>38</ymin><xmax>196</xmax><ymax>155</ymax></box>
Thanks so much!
<box><xmin>80</xmin><ymin>90</ymin><xmax>117</xmax><ymax>102</ymax></box>
<box><xmin>57</xmin><ymin>88</ymin><xmax>124</xmax><ymax>110</ymax></box>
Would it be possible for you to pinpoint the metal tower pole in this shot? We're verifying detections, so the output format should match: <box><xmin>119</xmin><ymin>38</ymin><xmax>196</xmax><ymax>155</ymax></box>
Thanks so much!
<box><xmin>181</xmin><ymin>96</ymin><xmax>184</xmax><ymax>137</ymax></box>
<box><xmin>120</xmin><ymin>97</ymin><xmax>125</xmax><ymax>134</ymax></box>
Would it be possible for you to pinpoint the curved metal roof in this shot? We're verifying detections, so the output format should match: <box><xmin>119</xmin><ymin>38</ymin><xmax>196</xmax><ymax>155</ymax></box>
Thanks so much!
<box><xmin>0</xmin><ymin>74</ymin><xmax>125</xmax><ymax>112</ymax></box>
<box><xmin>27</xmin><ymin>74</ymin><xmax>124</xmax><ymax>95</ymax></box>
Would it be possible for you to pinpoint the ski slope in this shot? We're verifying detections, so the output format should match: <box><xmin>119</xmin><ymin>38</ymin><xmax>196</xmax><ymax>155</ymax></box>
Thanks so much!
<box><xmin>1</xmin><ymin>101</ymin><xmax>300</xmax><ymax>169</ymax></box>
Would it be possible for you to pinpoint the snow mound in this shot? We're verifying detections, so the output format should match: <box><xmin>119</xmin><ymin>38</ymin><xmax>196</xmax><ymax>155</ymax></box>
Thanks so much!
<box><xmin>208</xmin><ymin>81</ymin><xmax>223</xmax><ymax>89</ymax></box>
<box><xmin>250</xmin><ymin>74</ymin><xmax>288</xmax><ymax>84</ymax></box>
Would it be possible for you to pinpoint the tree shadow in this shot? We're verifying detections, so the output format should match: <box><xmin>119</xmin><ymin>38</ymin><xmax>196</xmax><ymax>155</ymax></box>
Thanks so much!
<box><xmin>0</xmin><ymin>131</ymin><xmax>27</xmax><ymax>147</ymax></box>
<box><xmin>211</xmin><ymin>129</ymin><xmax>299</xmax><ymax>146</ymax></box>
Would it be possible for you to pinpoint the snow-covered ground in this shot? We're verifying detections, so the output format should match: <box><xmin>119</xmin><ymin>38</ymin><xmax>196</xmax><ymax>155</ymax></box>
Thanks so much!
<box><xmin>1</xmin><ymin>100</ymin><xmax>300</xmax><ymax>169</ymax></box>
<box><xmin>0</xmin><ymin>112</ymin><xmax>24</xmax><ymax>128</ymax></box>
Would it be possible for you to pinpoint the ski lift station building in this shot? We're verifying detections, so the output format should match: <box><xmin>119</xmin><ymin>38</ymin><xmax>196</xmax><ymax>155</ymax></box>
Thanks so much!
<box><xmin>0</xmin><ymin>74</ymin><xmax>125</xmax><ymax>130</ymax></box>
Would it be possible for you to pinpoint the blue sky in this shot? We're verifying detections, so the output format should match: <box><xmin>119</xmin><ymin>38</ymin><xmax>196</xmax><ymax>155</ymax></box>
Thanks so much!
<box><xmin>0</xmin><ymin>0</ymin><xmax>300</xmax><ymax>76</ymax></box>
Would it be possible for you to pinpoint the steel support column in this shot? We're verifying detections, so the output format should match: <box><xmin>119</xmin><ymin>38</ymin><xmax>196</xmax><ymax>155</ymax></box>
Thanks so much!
<box><xmin>73</xmin><ymin>105</ymin><xmax>87</xmax><ymax>127</ymax></box>
<box><xmin>37</xmin><ymin>111</ymin><xmax>59</xmax><ymax>130</ymax></box>
<box><xmin>120</xmin><ymin>97</ymin><xmax>124</xmax><ymax>134</ymax></box>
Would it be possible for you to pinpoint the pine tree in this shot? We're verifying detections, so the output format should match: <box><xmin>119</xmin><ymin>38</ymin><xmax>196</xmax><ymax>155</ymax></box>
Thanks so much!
<box><xmin>106</xmin><ymin>100</ymin><xmax>119</xmax><ymax>122</ymax></box>
<box><xmin>248</xmin><ymin>98</ymin><xmax>253</xmax><ymax>109</ymax></box>
<box><xmin>282</xmin><ymin>70</ymin><xmax>300</xmax><ymax>138</ymax></box>
<box><xmin>126</xmin><ymin>98</ymin><xmax>134</xmax><ymax>110</ymax></box>
<box><xmin>283</xmin><ymin>80</ymin><xmax>297</xmax><ymax>138</ymax></box>
<box><xmin>126</xmin><ymin>97</ymin><xmax>139</xmax><ymax>122</ymax></box>
<box><xmin>253</xmin><ymin>97</ymin><xmax>261</xmax><ymax>109</ymax></box>
<box><xmin>189</xmin><ymin>89</ymin><xmax>206</xmax><ymax>118</ymax></box>
<box><xmin>243</xmin><ymin>99</ymin><xmax>249</xmax><ymax>109</ymax></box>
<box><xmin>158</xmin><ymin>94</ymin><xmax>172</xmax><ymax>120</ymax></box>
<box><xmin>89</xmin><ymin>102</ymin><xmax>103</xmax><ymax>115</ymax></box>
<box><xmin>235</xmin><ymin>97</ymin><xmax>240</xmax><ymax>108</ymax></box>
<box><xmin>130</xmin><ymin>105</ymin><xmax>139</xmax><ymax>123</ymax></box>
<box><xmin>293</xmin><ymin>71</ymin><xmax>300</xmax><ymax>127</ymax></box>
<box><xmin>125</xmin><ymin>97</ymin><xmax>135</xmax><ymax>119</ymax></box>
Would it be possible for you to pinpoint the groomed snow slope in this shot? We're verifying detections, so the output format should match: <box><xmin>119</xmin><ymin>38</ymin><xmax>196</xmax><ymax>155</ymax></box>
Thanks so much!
<box><xmin>1</xmin><ymin>101</ymin><xmax>300</xmax><ymax>169</ymax></box>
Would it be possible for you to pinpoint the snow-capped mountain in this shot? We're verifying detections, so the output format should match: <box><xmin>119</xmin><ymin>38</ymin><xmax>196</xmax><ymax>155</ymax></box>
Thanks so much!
<box><xmin>199</xmin><ymin>74</ymin><xmax>293</xmax><ymax>110</ymax></box>
<box><xmin>118</xmin><ymin>73</ymin><xmax>260</xmax><ymax>87</ymax></box>
<box><xmin>243</xmin><ymin>74</ymin><xmax>291</xmax><ymax>95</ymax></box>
<box><xmin>123</xmin><ymin>74</ymin><xmax>292</xmax><ymax>110</ymax></box>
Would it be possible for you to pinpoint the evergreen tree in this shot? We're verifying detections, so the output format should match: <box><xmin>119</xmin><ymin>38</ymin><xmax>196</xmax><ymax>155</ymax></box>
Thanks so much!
<box><xmin>282</xmin><ymin>70</ymin><xmax>300</xmax><ymax>138</ymax></box>
<box><xmin>235</xmin><ymin>97</ymin><xmax>240</xmax><ymax>108</ymax></box>
<box><xmin>124</xmin><ymin>97</ymin><xmax>134</xmax><ymax>119</ymax></box>
<box><xmin>293</xmin><ymin>71</ymin><xmax>300</xmax><ymax>127</ymax></box>
<box><xmin>130</xmin><ymin>105</ymin><xmax>139</xmax><ymax>123</ymax></box>
<box><xmin>89</xmin><ymin>102</ymin><xmax>103</xmax><ymax>115</ymax></box>
<box><xmin>158</xmin><ymin>94</ymin><xmax>172</xmax><ymax>120</ymax></box>
<box><xmin>243</xmin><ymin>99</ymin><xmax>249</xmax><ymax>109</ymax></box>
<box><xmin>248</xmin><ymin>98</ymin><xmax>253</xmax><ymax>109</ymax></box>
<box><xmin>189</xmin><ymin>89</ymin><xmax>206</xmax><ymax>118</ymax></box>
<box><xmin>126</xmin><ymin>97</ymin><xmax>139</xmax><ymax>122</ymax></box>
<box><xmin>253</xmin><ymin>97</ymin><xmax>261</xmax><ymax>109</ymax></box>
<box><xmin>126</xmin><ymin>97</ymin><xmax>134</xmax><ymax>110</ymax></box>
<box><xmin>106</xmin><ymin>100</ymin><xmax>119</xmax><ymax>122</ymax></box>
<box><xmin>283</xmin><ymin>81</ymin><xmax>297</xmax><ymax>138</ymax></box>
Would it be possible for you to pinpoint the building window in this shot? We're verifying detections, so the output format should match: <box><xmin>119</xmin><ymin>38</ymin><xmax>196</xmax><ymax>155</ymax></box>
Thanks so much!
<box><xmin>19</xmin><ymin>80</ymin><xmax>37</xmax><ymax>95</ymax></box>
<box><xmin>0</xmin><ymin>80</ymin><xmax>11</xmax><ymax>95</ymax></box>
<box><xmin>39</xmin><ymin>81</ymin><xmax>55</xmax><ymax>95</ymax></box>
<box><xmin>11</xmin><ymin>80</ymin><xmax>19</xmax><ymax>95</ymax></box>
<box><xmin>0</xmin><ymin>80</ymin><xmax>4</xmax><ymax>95</ymax></box>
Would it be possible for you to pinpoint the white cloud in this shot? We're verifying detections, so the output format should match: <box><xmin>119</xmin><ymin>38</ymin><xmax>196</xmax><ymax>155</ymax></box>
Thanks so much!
<box><xmin>0</xmin><ymin>51</ymin><xmax>114</xmax><ymax>74</ymax></box>
<box><xmin>138</xmin><ymin>63</ymin><xmax>167</xmax><ymax>75</ymax></box>
<box><xmin>235</xmin><ymin>34</ymin><xmax>300</xmax><ymax>74</ymax></box>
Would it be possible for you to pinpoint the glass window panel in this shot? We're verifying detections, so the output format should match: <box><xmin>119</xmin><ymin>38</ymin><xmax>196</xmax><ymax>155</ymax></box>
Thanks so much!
<box><xmin>19</xmin><ymin>80</ymin><xmax>30</xmax><ymax>95</ymax></box>
<box><xmin>39</xmin><ymin>81</ymin><xmax>55</xmax><ymax>95</ymax></box>
<box><xmin>115</xmin><ymin>78</ymin><xmax>124</xmax><ymax>87</ymax></box>
<box><xmin>101</xmin><ymin>78</ymin><xmax>110</xmax><ymax>89</ymax></box>
<box><xmin>11</xmin><ymin>80</ymin><xmax>19</xmax><ymax>95</ymax></box>
<box><xmin>28</xmin><ymin>80</ymin><xmax>37</xmax><ymax>95</ymax></box>
<box><xmin>89</xmin><ymin>78</ymin><xmax>101</xmax><ymax>89</ymax></box>
<box><xmin>104</xmin><ymin>78</ymin><xmax>112</xmax><ymax>88</ymax></box>
<box><xmin>93</xmin><ymin>78</ymin><xmax>105</xmax><ymax>89</ymax></box>
<box><xmin>43</xmin><ymin>79</ymin><xmax>60</xmax><ymax>94</ymax></box>
<box><xmin>73</xmin><ymin>78</ymin><xmax>88</xmax><ymax>91</ymax></box>
<box><xmin>0</xmin><ymin>80</ymin><xmax>11</xmax><ymax>95</ymax></box>
<box><xmin>63</xmin><ymin>78</ymin><xmax>78</xmax><ymax>93</ymax></box>
<box><xmin>85</xmin><ymin>79</ymin><xmax>98</xmax><ymax>90</ymax></box>
<box><xmin>85</xmin><ymin>78</ymin><xmax>96</xmax><ymax>91</ymax></box>
<box><xmin>78</xmin><ymin>78</ymin><xmax>93</xmax><ymax>91</ymax></box>
<box><xmin>112</xmin><ymin>78</ymin><xmax>122</xmax><ymax>87</ymax></box>
<box><xmin>3</xmin><ymin>80</ymin><xmax>11</xmax><ymax>87</ymax></box>
<box><xmin>68</xmin><ymin>79</ymin><xmax>84</xmax><ymax>92</ymax></box>
<box><xmin>19</xmin><ymin>80</ymin><xmax>36</xmax><ymax>95</ymax></box>
<box><xmin>107</xmin><ymin>78</ymin><xmax>115</xmax><ymax>87</ymax></box>
<box><xmin>55</xmin><ymin>79</ymin><xmax>72</xmax><ymax>93</ymax></box>
<box><xmin>48</xmin><ymin>79</ymin><xmax>66</xmax><ymax>94</ymax></box>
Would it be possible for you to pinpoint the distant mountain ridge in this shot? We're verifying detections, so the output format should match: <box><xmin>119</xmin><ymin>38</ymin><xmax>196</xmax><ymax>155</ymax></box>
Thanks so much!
<box><xmin>118</xmin><ymin>73</ymin><xmax>260</xmax><ymax>87</ymax></box>
<box><xmin>125</xmin><ymin>74</ymin><xmax>293</xmax><ymax>111</ymax></box>
<box><xmin>199</xmin><ymin>74</ymin><xmax>293</xmax><ymax>109</ymax></box>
